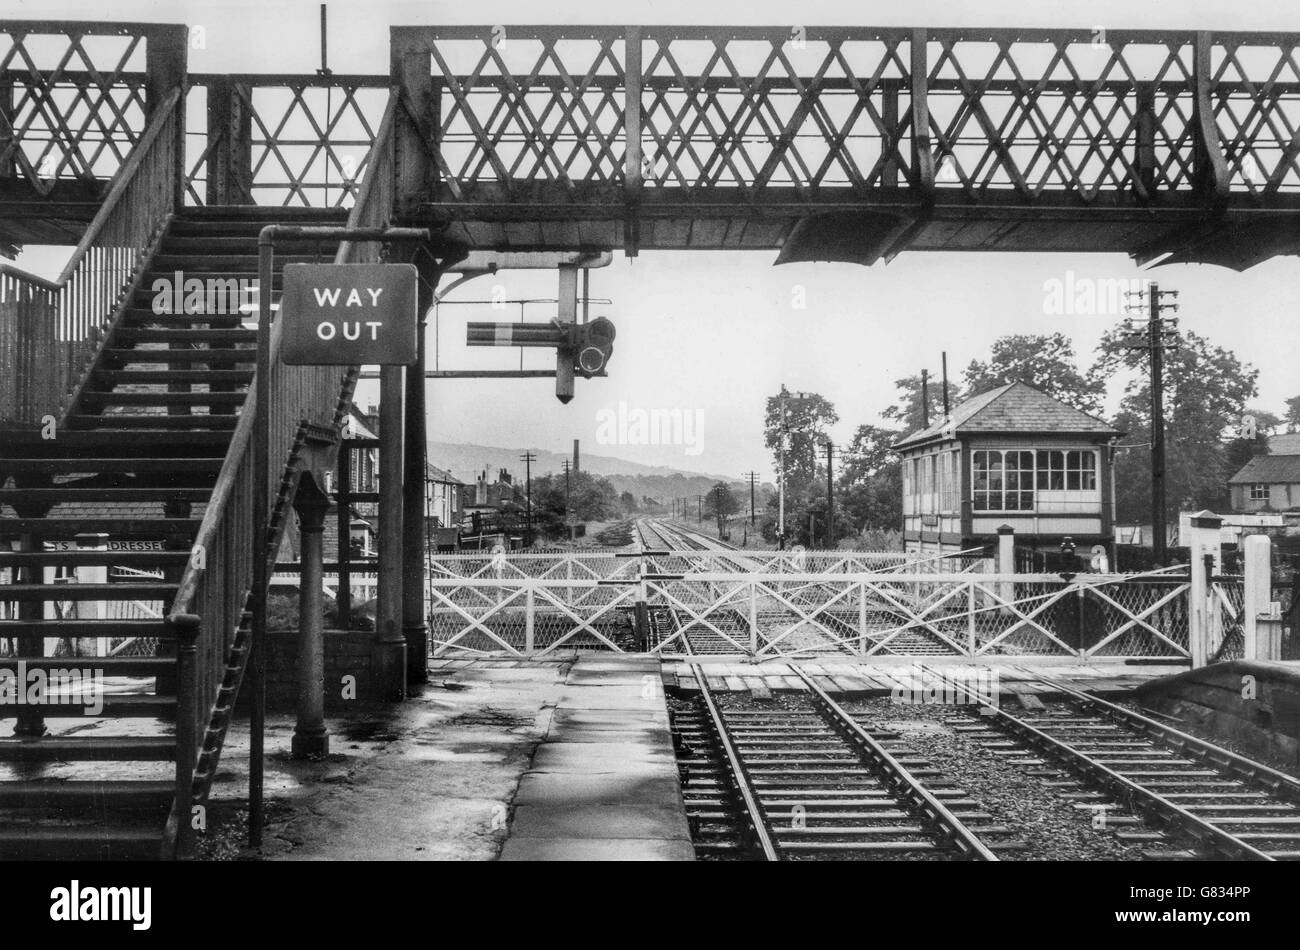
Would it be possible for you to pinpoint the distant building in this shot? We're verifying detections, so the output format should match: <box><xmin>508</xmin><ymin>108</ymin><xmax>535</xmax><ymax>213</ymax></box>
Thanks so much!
<box><xmin>1227</xmin><ymin>452</ymin><xmax>1300</xmax><ymax>528</ymax></box>
<box><xmin>460</xmin><ymin>467</ymin><xmax>523</xmax><ymax>535</ymax></box>
<box><xmin>425</xmin><ymin>463</ymin><xmax>464</xmax><ymax>552</ymax></box>
<box><xmin>893</xmin><ymin>382</ymin><xmax>1122</xmax><ymax>557</ymax></box>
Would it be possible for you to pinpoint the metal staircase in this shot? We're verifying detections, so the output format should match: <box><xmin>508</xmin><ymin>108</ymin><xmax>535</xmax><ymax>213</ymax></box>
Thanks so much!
<box><xmin>0</xmin><ymin>210</ymin><xmax>342</xmax><ymax>858</ymax></box>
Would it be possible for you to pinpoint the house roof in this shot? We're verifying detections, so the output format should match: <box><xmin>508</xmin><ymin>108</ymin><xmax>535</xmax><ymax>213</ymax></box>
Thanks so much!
<box><xmin>1268</xmin><ymin>433</ymin><xmax>1300</xmax><ymax>454</ymax></box>
<box><xmin>1229</xmin><ymin>454</ymin><xmax>1300</xmax><ymax>484</ymax></box>
<box><xmin>892</xmin><ymin>382</ymin><xmax>1121</xmax><ymax>450</ymax></box>
<box><xmin>426</xmin><ymin>463</ymin><xmax>462</xmax><ymax>485</ymax></box>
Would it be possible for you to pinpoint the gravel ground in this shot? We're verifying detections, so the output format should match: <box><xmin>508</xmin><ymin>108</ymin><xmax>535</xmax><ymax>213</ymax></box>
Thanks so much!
<box><xmin>680</xmin><ymin>691</ymin><xmax>1160</xmax><ymax>860</ymax></box>
<box><xmin>842</xmin><ymin>697</ymin><xmax>1153</xmax><ymax>861</ymax></box>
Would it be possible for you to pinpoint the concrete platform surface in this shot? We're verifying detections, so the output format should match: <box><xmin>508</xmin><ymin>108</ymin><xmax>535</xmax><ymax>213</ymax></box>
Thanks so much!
<box><xmin>499</xmin><ymin>654</ymin><xmax>693</xmax><ymax>862</ymax></box>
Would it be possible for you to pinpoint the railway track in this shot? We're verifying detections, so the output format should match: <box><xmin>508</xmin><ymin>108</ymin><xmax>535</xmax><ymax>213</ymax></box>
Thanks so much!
<box><xmin>671</xmin><ymin>663</ymin><xmax>1017</xmax><ymax>860</ymax></box>
<box><xmin>926</xmin><ymin>666</ymin><xmax>1300</xmax><ymax>861</ymax></box>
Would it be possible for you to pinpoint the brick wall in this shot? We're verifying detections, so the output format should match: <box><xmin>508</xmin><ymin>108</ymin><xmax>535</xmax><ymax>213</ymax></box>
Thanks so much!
<box><xmin>263</xmin><ymin>627</ymin><xmax>374</xmax><ymax>712</ymax></box>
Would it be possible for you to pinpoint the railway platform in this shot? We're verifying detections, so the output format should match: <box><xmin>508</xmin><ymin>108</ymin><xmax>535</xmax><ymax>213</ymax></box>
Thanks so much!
<box><xmin>495</xmin><ymin>654</ymin><xmax>694</xmax><ymax>861</ymax></box>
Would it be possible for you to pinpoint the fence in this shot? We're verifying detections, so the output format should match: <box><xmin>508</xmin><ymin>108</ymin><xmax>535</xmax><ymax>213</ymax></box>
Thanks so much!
<box><xmin>0</xmin><ymin>86</ymin><xmax>180</xmax><ymax>425</ymax></box>
<box><xmin>429</xmin><ymin>567</ymin><xmax>1192</xmax><ymax>661</ymax></box>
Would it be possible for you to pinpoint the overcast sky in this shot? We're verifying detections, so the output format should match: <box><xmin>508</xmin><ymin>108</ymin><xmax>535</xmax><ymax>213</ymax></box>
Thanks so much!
<box><xmin>12</xmin><ymin>0</ymin><xmax>1300</xmax><ymax>482</ymax></box>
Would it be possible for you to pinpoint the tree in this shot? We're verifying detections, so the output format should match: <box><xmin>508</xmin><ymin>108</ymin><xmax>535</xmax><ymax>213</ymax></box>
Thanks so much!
<box><xmin>763</xmin><ymin>389</ymin><xmax>838</xmax><ymax>501</ymax></box>
<box><xmin>881</xmin><ymin>373</ymin><xmax>962</xmax><ymax>435</ymax></box>
<box><xmin>1286</xmin><ymin>394</ymin><xmax>1300</xmax><ymax>433</ymax></box>
<box><xmin>528</xmin><ymin>470</ymin><xmax>620</xmax><ymax>538</ymax></box>
<box><xmin>963</xmin><ymin>333</ymin><xmax>1105</xmax><ymax>413</ymax></box>
<box><xmin>702</xmin><ymin>482</ymin><xmax>740</xmax><ymax>536</ymax></box>
<box><xmin>837</xmin><ymin>424</ymin><xmax>903</xmax><ymax>534</ymax></box>
<box><xmin>1094</xmin><ymin>326</ymin><xmax>1259</xmax><ymax>522</ymax></box>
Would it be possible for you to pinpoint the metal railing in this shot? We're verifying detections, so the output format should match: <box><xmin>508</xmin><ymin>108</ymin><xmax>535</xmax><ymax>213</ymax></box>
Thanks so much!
<box><xmin>161</xmin><ymin>88</ymin><xmax>406</xmax><ymax>858</ymax></box>
<box><xmin>184</xmin><ymin>74</ymin><xmax>388</xmax><ymax>207</ymax></box>
<box><xmin>407</xmin><ymin>25</ymin><xmax>1300</xmax><ymax>206</ymax></box>
<box><xmin>0</xmin><ymin>87</ymin><xmax>180</xmax><ymax>424</ymax></box>
<box><xmin>429</xmin><ymin>568</ymin><xmax>1192</xmax><ymax>661</ymax></box>
<box><xmin>0</xmin><ymin>22</ymin><xmax>185</xmax><ymax>192</ymax></box>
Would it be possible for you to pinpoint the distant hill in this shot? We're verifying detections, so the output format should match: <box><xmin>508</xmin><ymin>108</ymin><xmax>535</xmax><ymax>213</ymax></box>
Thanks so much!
<box><xmin>426</xmin><ymin>440</ymin><xmax>759</xmax><ymax>504</ymax></box>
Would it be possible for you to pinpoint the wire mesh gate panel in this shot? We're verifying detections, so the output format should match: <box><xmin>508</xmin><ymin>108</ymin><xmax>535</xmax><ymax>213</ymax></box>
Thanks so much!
<box><xmin>427</xmin><ymin>555</ymin><xmax>1191</xmax><ymax>661</ymax></box>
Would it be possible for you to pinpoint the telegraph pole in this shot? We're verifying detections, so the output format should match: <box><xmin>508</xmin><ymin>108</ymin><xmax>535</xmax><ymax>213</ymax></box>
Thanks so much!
<box><xmin>825</xmin><ymin>441</ymin><xmax>834</xmax><ymax>549</ymax></box>
<box><xmin>777</xmin><ymin>386</ymin><xmax>787</xmax><ymax>549</ymax></box>
<box><xmin>562</xmin><ymin>459</ymin><xmax>573</xmax><ymax>540</ymax></box>
<box><xmin>697</xmin><ymin>494</ymin><xmax>704</xmax><ymax>523</ymax></box>
<box><xmin>519</xmin><ymin>451</ymin><xmax>535</xmax><ymax>543</ymax></box>
<box><xmin>1124</xmin><ymin>282</ymin><xmax>1179</xmax><ymax>565</ymax></box>
<box><xmin>744</xmin><ymin>471</ymin><xmax>759</xmax><ymax>527</ymax></box>
<box><xmin>920</xmin><ymin>368</ymin><xmax>930</xmax><ymax>428</ymax></box>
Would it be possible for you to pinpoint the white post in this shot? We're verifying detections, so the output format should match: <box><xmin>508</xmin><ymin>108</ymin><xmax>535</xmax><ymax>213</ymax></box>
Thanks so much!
<box><xmin>1185</xmin><ymin>510</ymin><xmax>1223</xmax><ymax>667</ymax></box>
<box><xmin>996</xmin><ymin>525</ymin><xmax>1015</xmax><ymax>609</ymax></box>
<box><xmin>1242</xmin><ymin>535</ymin><xmax>1272</xmax><ymax>661</ymax></box>
<box><xmin>749</xmin><ymin>582</ymin><xmax>758</xmax><ymax>655</ymax></box>
<box><xmin>858</xmin><ymin>581</ymin><xmax>868</xmax><ymax>656</ymax></box>
<box><xmin>524</xmin><ymin>586</ymin><xmax>535</xmax><ymax>656</ymax></box>
<box><xmin>75</xmin><ymin>532</ymin><xmax>109</xmax><ymax>657</ymax></box>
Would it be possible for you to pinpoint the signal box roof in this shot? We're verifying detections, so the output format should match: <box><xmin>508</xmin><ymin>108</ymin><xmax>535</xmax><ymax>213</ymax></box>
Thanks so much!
<box><xmin>892</xmin><ymin>382</ymin><xmax>1121</xmax><ymax>451</ymax></box>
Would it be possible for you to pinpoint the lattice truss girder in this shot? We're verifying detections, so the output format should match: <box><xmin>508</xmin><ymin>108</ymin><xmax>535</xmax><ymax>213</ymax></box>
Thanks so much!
<box><xmin>0</xmin><ymin>30</ymin><xmax>147</xmax><ymax>194</ymax></box>
<box><xmin>425</xmin><ymin>27</ymin><xmax>1300</xmax><ymax>201</ymax></box>
<box><xmin>184</xmin><ymin>80</ymin><xmax>387</xmax><ymax>207</ymax></box>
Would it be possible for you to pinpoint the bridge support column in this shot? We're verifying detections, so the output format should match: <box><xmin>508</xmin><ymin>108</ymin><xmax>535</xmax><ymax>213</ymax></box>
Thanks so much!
<box><xmin>401</xmin><ymin>265</ymin><xmax>437</xmax><ymax>685</ymax></box>
<box><xmin>292</xmin><ymin>475</ymin><xmax>331</xmax><ymax>758</ymax></box>
<box><xmin>1186</xmin><ymin>511</ymin><xmax>1223</xmax><ymax>667</ymax></box>
<box><xmin>371</xmin><ymin>367</ymin><xmax>406</xmax><ymax>701</ymax></box>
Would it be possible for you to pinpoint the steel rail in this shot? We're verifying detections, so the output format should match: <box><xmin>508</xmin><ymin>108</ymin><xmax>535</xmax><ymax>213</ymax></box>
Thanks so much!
<box><xmin>917</xmin><ymin>665</ymin><xmax>1274</xmax><ymax>861</ymax></box>
<box><xmin>690</xmin><ymin>663</ymin><xmax>780</xmax><ymax>861</ymax></box>
<box><xmin>1037</xmin><ymin>676</ymin><xmax>1300</xmax><ymax>804</ymax></box>
<box><xmin>788</xmin><ymin>665</ymin><xmax>999</xmax><ymax>861</ymax></box>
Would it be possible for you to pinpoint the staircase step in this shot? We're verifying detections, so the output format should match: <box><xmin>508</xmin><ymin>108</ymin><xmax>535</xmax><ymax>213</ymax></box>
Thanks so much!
<box><xmin>0</xmin><ymin>656</ymin><xmax>173</xmax><ymax>675</ymax></box>
<box><xmin>0</xmin><ymin>518</ymin><xmax>203</xmax><ymax>539</ymax></box>
<box><xmin>0</xmin><ymin>693</ymin><xmax>173</xmax><ymax>718</ymax></box>
<box><xmin>0</xmin><ymin>583</ymin><xmax>176</xmax><ymax>601</ymax></box>
<box><xmin>0</xmin><ymin>620</ymin><xmax>169</xmax><ymax>638</ymax></box>
<box><xmin>0</xmin><ymin>780</ymin><xmax>174</xmax><ymax>809</ymax></box>
<box><xmin>122</xmin><ymin>309</ymin><xmax>252</xmax><ymax>326</ymax></box>
<box><xmin>96</xmin><ymin>369</ymin><xmax>253</xmax><ymax>385</ymax></box>
<box><xmin>0</xmin><ymin>457</ymin><xmax>225</xmax><ymax>476</ymax></box>
<box><xmin>103</xmin><ymin>348</ymin><xmax>256</xmax><ymax>364</ymax></box>
<box><xmin>0</xmin><ymin>827</ymin><xmax>162</xmax><ymax>861</ymax></box>
<box><xmin>68</xmin><ymin>414</ymin><xmax>240</xmax><ymax>429</ymax></box>
<box><xmin>152</xmin><ymin>253</ymin><xmax>325</xmax><ymax>269</ymax></box>
<box><xmin>0</xmin><ymin>736</ymin><xmax>175</xmax><ymax>762</ymax></box>
<box><xmin>115</xmin><ymin>328</ymin><xmax>258</xmax><ymax>344</ymax></box>
<box><xmin>80</xmin><ymin>391</ymin><xmax>246</xmax><ymax>406</ymax></box>
<box><xmin>0</xmin><ymin>488</ymin><xmax>211</xmax><ymax>505</ymax></box>
<box><xmin>0</xmin><ymin>550</ymin><xmax>189</xmax><ymax>568</ymax></box>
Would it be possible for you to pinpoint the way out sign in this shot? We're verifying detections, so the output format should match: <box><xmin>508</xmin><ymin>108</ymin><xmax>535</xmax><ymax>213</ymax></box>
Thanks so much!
<box><xmin>281</xmin><ymin>263</ymin><xmax>418</xmax><ymax>365</ymax></box>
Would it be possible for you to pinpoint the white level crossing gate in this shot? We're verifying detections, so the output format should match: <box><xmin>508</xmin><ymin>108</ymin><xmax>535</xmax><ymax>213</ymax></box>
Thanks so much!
<box><xmin>426</xmin><ymin>552</ymin><xmax>1194</xmax><ymax>661</ymax></box>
